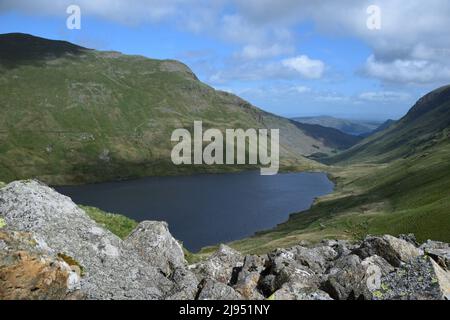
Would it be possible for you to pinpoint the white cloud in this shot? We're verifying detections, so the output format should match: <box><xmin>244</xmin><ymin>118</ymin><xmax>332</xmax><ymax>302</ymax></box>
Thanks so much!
<box><xmin>294</xmin><ymin>86</ymin><xmax>311</xmax><ymax>93</ymax></box>
<box><xmin>237</xmin><ymin>44</ymin><xmax>293</xmax><ymax>60</ymax></box>
<box><xmin>358</xmin><ymin>90</ymin><xmax>411</xmax><ymax>102</ymax></box>
<box><xmin>282</xmin><ymin>55</ymin><xmax>325</xmax><ymax>79</ymax></box>
<box><xmin>208</xmin><ymin>55</ymin><xmax>325</xmax><ymax>84</ymax></box>
<box><xmin>364</xmin><ymin>55</ymin><xmax>450</xmax><ymax>84</ymax></box>
<box><xmin>232</xmin><ymin>0</ymin><xmax>450</xmax><ymax>85</ymax></box>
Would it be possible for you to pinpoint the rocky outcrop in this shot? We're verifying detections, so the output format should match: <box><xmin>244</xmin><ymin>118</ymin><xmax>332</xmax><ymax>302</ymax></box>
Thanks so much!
<box><xmin>353</xmin><ymin>235</ymin><xmax>423</xmax><ymax>267</ymax></box>
<box><xmin>197</xmin><ymin>279</ymin><xmax>243</xmax><ymax>300</ymax></box>
<box><xmin>0</xmin><ymin>181</ymin><xmax>182</xmax><ymax>299</ymax></box>
<box><xmin>123</xmin><ymin>221</ymin><xmax>186</xmax><ymax>276</ymax></box>
<box><xmin>189</xmin><ymin>244</ymin><xmax>243</xmax><ymax>284</ymax></box>
<box><xmin>0</xmin><ymin>229</ymin><xmax>82</xmax><ymax>300</ymax></box>
<box><xmin>1</xmin><ymin>180</ymin><xmax>449</xmax><ymax>300</ymax></box>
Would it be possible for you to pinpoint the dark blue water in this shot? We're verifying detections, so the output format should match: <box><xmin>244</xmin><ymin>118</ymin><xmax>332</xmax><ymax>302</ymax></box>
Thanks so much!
<box><xmin>56</xmin><ymin>171</ymin><xmax>333</xmax><ymax>252</ymax></box>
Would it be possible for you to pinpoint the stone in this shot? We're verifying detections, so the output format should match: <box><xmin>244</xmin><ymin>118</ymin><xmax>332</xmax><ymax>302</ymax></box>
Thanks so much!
<box><xmin>0</xmin><ymin>180</ymin><xmax>175</xmax><ymax>299</ymax></box>
<box><xmin>265</xmin><ymin>248</ymin><xmax>319</xmax><ymax>294</ymax></box>
<box><xmin>270</xmin><ymin>283</ymin><xmax>333</xmax><ymax>300</ymax></box>
<box><xmin>398</xmin><ymin>234</ymin><xmax>419</xmax><ymax>246</ymax></box>
<box><xmin>123</xmin><ymin>221</ymin><xmax>186</xmax><ymax>276</ymax></box>
<box><xmin>420</xmin><ymin>240</ymin><xmax>450</xmax><ymax>270</ymax></box>
<box><xmin>322</xmin><ymin>255</ymin><xmax>375</xmax><ymax>300</ymax></box>
<box><xmin>354</xmin><ymin>235</ymin><xmax>423</xmax><ymax>267</ymax></box>
<box><xmin>189</xmin><ymin>244</ymin><xmax>243</xmax><ymax>284</ymax></box>
<box><xmin>295</xmin><ymin>245</ymin><xmax>338</xmax><ymax>273</ymax></box>
<box><xmin>197</xmin><ymin>279</ymin><xmax>243</xmax><ymax>300</ymax></box>
<box><xmin>376</xmin><ymin>256</ymin><xmax>450</xmax><ymax>300</ymax></box>
<box><xmin>0</xmin><ymin>229</ymin><xmax>82</xmax><ymax>300</ymax></box>
<box><xmin>361</xmin><ymin>255</ymin><xmax>395</xmax><ymax>276</ymax></box>
<box><xmin>233</xmin><ymin>255</ymin><xmax>266</xmax><ymax>299</ymax></box>
<box><xmin>166</xmin><ymin>267</ymin><xmax>200</xmax><ymax>300</ymax></box>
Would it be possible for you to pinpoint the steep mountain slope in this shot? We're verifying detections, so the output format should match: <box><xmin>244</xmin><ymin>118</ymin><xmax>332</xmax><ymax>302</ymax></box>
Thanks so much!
<box><xmin>292</xmin><ymin>122</ymin><xmax>363</xmax><ymax>152</ymax></box>
<box><xmin>293</xmin><ymin>116</ymin><xmax>382</xmax><ymax>136</ymax></box>
<box><xmin>327</xmin><ymin>85</ymin><xmax>450</xmax><ymax>164</ymax></box>
<box><xmin>359</xmin><ymin>119</ymin><xmax>396</xmax><ymax>138</ymax></box>
<box><xmin>0</xmin><ymin>33</ymin><xmax>340</xmax><ymax>184</ymax></box>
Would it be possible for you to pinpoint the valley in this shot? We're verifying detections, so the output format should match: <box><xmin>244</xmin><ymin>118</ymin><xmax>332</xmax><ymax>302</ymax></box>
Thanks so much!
<box><xmin>0</xmin><ymin>33</ymin><xmax>449</xmax><ymax>258</ymax></box>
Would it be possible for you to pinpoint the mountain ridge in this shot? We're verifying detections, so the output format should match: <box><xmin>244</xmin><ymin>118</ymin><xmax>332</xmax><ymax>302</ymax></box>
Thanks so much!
<box><xmin>293</xmin><ymin>115</ymin><xmax>383</xmax><ymax>136</ymax></box>
<box><xmin>0</xmin><ymin>33</ymin><xmax>356</xmax><ymax>185</ymax></box>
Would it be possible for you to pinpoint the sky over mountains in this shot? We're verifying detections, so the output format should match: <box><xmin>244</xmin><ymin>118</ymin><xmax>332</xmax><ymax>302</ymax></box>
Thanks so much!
<box><xmin>1</xmin><ymin>0</ymin><xmax>449</xmax><ymax>120</ymax></box>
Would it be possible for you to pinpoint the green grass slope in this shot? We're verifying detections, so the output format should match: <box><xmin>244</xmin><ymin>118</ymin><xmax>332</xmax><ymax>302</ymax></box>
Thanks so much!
<box><xmin>0</xmin><ymin>33</ymin><xmax>336</xmax><ymax>185</ymax></box>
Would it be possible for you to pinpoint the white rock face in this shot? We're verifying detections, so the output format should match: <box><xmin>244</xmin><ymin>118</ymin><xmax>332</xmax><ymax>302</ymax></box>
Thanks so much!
<box><xmin>123</xmin><ymin>221</ymin><xmax>186</xmax><ymax>276</ymax></box>
<box><xmin>0</xmin><ymin>180</ymin><xmax>182</xmax><ymax>299</ymax></box>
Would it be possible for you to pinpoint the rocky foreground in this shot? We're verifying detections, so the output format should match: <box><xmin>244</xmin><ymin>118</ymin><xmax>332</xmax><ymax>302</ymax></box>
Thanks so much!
<box><xmin>0</xmin><ymin>180</ymin><xmax>449</xmax><ymax>300</ymax></box>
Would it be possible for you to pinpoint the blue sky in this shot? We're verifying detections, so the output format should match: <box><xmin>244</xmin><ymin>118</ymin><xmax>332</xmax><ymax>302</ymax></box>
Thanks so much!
<box><xmin>1</xmin><ymin>1</ymin><xmax>450</xmax><ymax>120</ymax></box>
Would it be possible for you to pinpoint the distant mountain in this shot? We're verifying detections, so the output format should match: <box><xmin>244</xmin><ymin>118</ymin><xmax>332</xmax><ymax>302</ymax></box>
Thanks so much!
<box><xmin>327</xmin><ymin>85</ymin><xmax>450</xmax><ymax>164</ymax></box>
<box><xmin>293</xmin><ymin>116</ymin><xmax>382</xmax><ymax>136</ymax></box>
<box><xmin>359</xmin><ymin>119</ymin><xmax>396</xmax><ymax>138</ymax></box>
<box><xmin>0</xmin><ymin>33</ymin><xmax>348</xmax><ymax>185</ymax></box>
<box><xmin>291</xmin><ymin>122</ymin><xmax>363</xmax><ymax>157</ymax></box>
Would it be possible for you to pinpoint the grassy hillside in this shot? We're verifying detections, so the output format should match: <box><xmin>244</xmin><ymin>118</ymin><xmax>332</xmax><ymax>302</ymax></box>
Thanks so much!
<box><xmin>327</xmin><ymin>85</ymin><xmax>450</xmax><ymax>164</ymax></box>
<box><xmin>0</xmin><ymin>33</ymin><xmax>339</xmax><ymax>185</ymax></box>
<box><xmin>292</xmin><ymin>122</ymin><xmax>363</xmax><ymax>151</ymax></box>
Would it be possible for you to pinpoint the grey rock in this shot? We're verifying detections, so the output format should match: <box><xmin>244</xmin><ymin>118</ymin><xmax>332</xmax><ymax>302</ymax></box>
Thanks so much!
<box><xmin>354</xmin><ymin>235</ymin><xmax>423</xmax><ymax>267</ymax></box>
<box><xmin>233</xmin><ymin>255</ymin><xmax>266</xmax><ymax>299</ymax></box>
<box><xmin>376</xmin><ymin>256</ymin><xmax>450</xmax><ymax>300</ymax></box>
<box><xmin>0</xmin><ymin>229</ymin><xmax>83</xmax><ymax>300</ymax></box>
<box><xmin>295</xmin><ymin>245</ymin><xmax>338</xmax><ymax>273</ymax></box>
<box><xmin>361</xmin><ymin>255</ymin><xmax>395</xmax><ymax>276</ymax></box>
<box><xmin>271</xmin><ymin>283</ymin><xmax>333</xmax><ymax>300</ymax></box>
<box><xmin>189</xmin><ymin>244</ymin><xmax>243</xmax><ymax>284</ymax></box>
<box><xmin>265</xmin><ymin>248</ymin><xmax>319</xmax><ymax>293</ymax></box>
<box><xmin>123</xmin><ymin>221</ymin><xmax>186</xmax><ymax>276</ymax></box>
<box><xmin>197</xmin><ymin>279</ymin><xmax>243</xmax><ymax>300</ymax></box>
<box><xmin>398</xmin><ymin>234</ymin><xmax>419</xmax><ymax>246</ymax></box>
<box><xmin>0</xmin><ymin>180</ymin><xmax>174</xmax><ymax>299</ymax></box>
<box><xmin>322</xmin><ymin>255</ymin><xmax>375</xmax><ymax>300</ymax></box>
<box><xmin>420</xmin><ymin>240</ymin><xmax>450</xmax><ymax>270</ymax></box>
<box><xmin>166</xmin><ymin>267</ymin><xmax>200</xmax><ymax>300</ymax></box>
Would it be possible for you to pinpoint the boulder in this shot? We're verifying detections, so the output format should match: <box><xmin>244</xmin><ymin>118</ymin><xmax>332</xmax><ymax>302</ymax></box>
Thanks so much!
<box><xmin>0</xmin><ymin>229</ymin><xmax>82</xmax><ymax>300</ymax></box>
<box><xmin>233</xmin><ymin>255</ymin><xmax>266</xmax><ymax>299</ymax></box>
<box><xmin>166</xmin><ymin>267</ymin><xmax>200</xmax><ymax>300</ymax></box>
<box><xmin>270</xmin><ymin>283</ymin><xmax>332</xmax><ymax>300</ymax></box>
<box><xmin>398</xmin><ymin>234</ymin><xmax>420</xmax><ymax>246</ymax></box>
<box><xmin>420</xmin><ymin>240</ymin><xmax>450</xmax><ymax>270</ymax></box>
<box><xmin>264</xmin><ymin>248</ymin><xmax>319</xmax><ymax>294</ymax></box>
<box><xmin>0</xmin><ymin>180</ymin><xmax>175</xmax><ymax>299</ymax></box>
<box><xmin>189</xmin><ymin>244</ymin><xmax>243</xmax><ymax>284</ymax></box>
<box><xmin>361</xmin><ymin>255</ymin><xmax>395</xmax><ymax>276</ymax></box>
<box><xmin>354</xmin><ymin>235</ymin><xmax>423</xmax><ymax>267</ymax></box>
<box><xmin>197</xmin><ymin>279</ymin><xmax>243</xmax><ymax>300</ymax></box>
<box><xmin>376</xmin><ymin>256</ymin><xmax>450</xmax><ymax>300</ymax></box>
<box><xmin>123</xmin><ymin>221</ymin><xmax>186</xmax><ymax>276</ymax></box>
<box><xmin>294</xmin><ymin>245</ymin><xmax>338</xmax><ymax>273</ymax></box>
<box><xmin>322</xmin><ymin>255</ymin><xmax>376</xmax><ymax>300</ymax></box>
